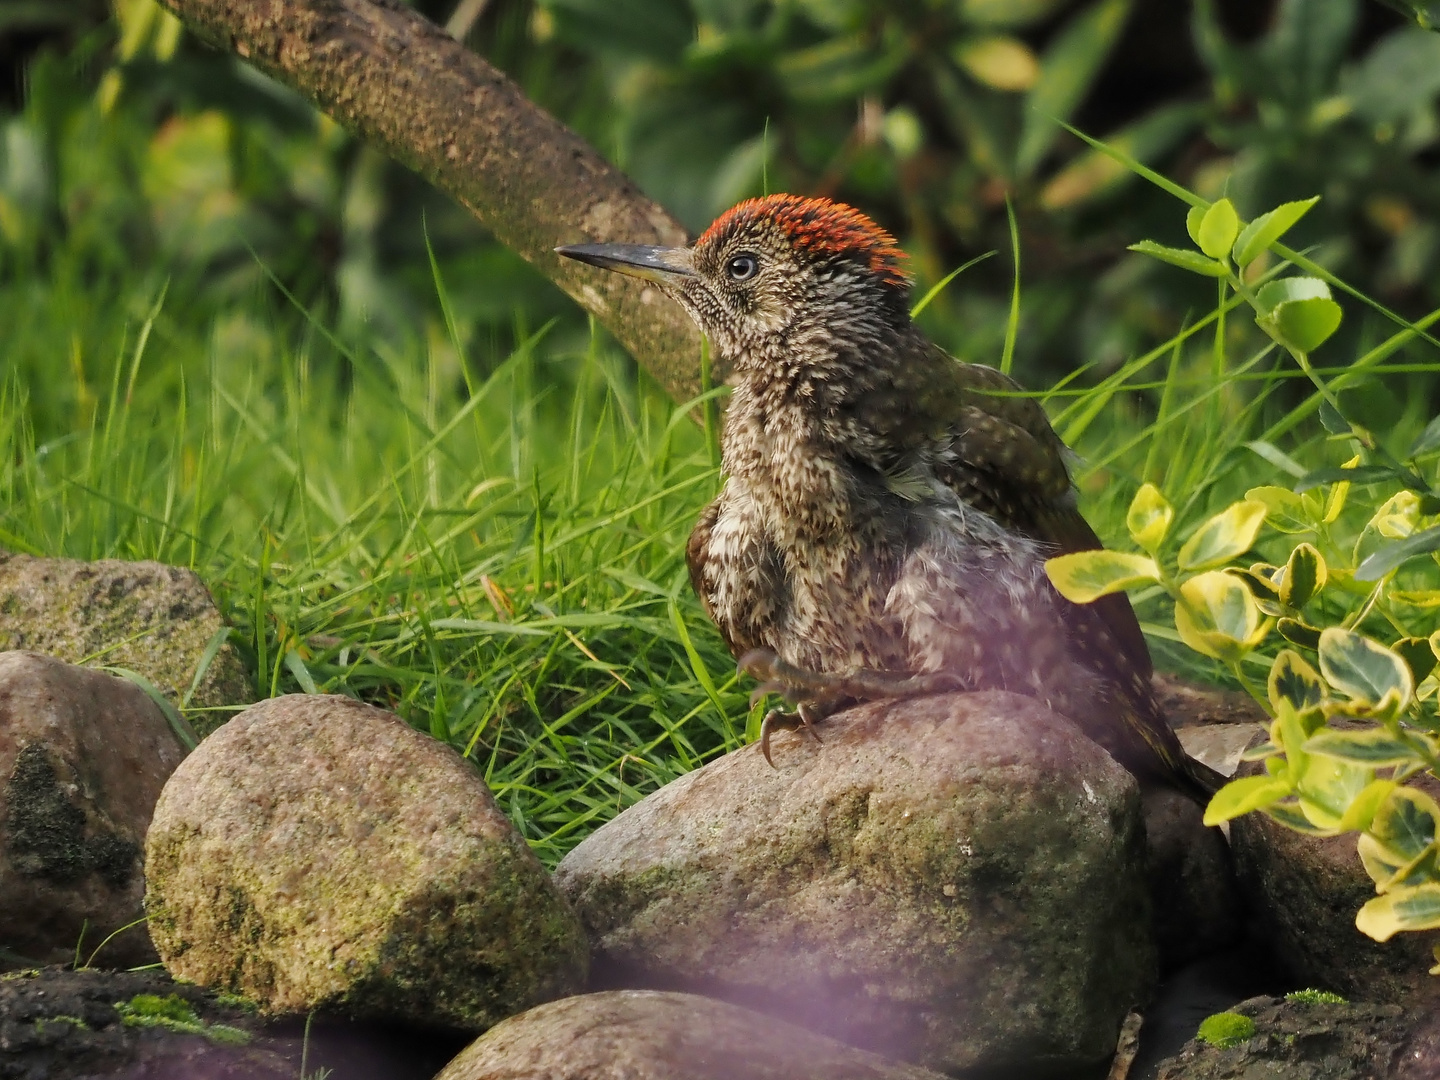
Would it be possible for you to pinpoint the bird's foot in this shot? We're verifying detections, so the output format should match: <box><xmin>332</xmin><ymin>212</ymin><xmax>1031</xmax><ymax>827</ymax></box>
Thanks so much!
<box><xmin>758</xmin><ymin>702</ymin><xmax>828</xmax><ymax>768</ymax></box>
<box><xmin>740</xmin><ymin>649</ymin><xmax>966</xmax><ymax>767</ymax></box>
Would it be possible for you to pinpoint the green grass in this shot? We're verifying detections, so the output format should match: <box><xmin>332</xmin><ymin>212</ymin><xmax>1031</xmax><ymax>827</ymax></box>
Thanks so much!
<box><xmin>3</xmin><ymin>215</ymin><xmax>1439</xmax><ymax>866</ymax></box>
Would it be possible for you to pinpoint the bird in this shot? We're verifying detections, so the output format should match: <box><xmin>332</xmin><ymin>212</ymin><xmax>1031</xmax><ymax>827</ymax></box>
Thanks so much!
<box><xmin>558</xmin><ymin>194</ymin><xmax>1222</xmax><ymax>801</ymax></box>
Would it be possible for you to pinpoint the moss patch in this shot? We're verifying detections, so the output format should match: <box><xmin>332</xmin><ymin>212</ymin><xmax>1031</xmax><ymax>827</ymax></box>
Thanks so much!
<box><xmin>114</xmin><ymin>994</ymin><xmax>250</xmax><ymax>1045</ymax></box>
<box><xmin>1197</xmin><ymin>1011</ymin><xmax>1256</xmax><ymax>1049</ymax></box>
<box><xmin>1285</xmin><ymin>988</ymin><xmax>1346</xmax><ymax>1005</ymax></box>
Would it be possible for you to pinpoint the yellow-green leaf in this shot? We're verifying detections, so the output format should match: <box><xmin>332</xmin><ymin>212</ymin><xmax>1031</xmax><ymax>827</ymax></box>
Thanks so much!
<box><xmin>1304</xmin><ymin>726</ymin><xmax>1426</xmax><ymax>767</ymax></box>
<box><xmin>1232</xmin><ymin>197</ymin><xmax>1320</xmax><ymax>268</ymax></box>
<box><xmin>1356</xmin><ymin>884</ymin><xmax>1440</xmax><ymax>942</ymax></box>
<box><xmin>953</xmin><ymin>35</ymin><xmax>1040</xmax><ymax>91</ymax></box>
<box><xmin>1178</xmin><ymin>500</ymin><xmax>1269</xmax><ymax>571</ymax></box>
<box><xmin>1338</xmin><ymin>779</ymin><xmax>1398</xmax><ymax>833</ymax></box>
<box><xmin>1368</xmin><ymin>490</ymin><xmax>1422</xmax><ymax>541</ymax></box>
<box><xmin>1245</xmin><ymin>485</ymin><xmax>1315</xmax><ymax>534</ymax></box>
<box><xmin>1279</xmin><ymin>542</ymin><xmax>1326</xmax><ymax>609</ymax></box>
<box><xmin>1126</xmin><ymin>482</ymin><xmax>1173</xmax><ymax>552</ymax></box>
<box><xmin>1203</xmin><ymin>774</ymin><xmax>1293</xmax><ymax>826</ymax></box>
<box><xmin>1197</xmin><ymin>198</ymin><xmax>1239</xmax><ymax>260</ymax></box>
<box><xmin>1318</xmin><ymin>628</ymin><xmax>1415</xmax><ymax>717</ymax></box>
<box><xmin>1128</xmin><ymin>240</ymin><xmax>1228</xmax><ymax>277</ymax></box>
<box><xmin>1269</xmin><ymin>649</ymin><xmax>1327</xmax><ymax>714</ymax></box>
<box><xmin>1044</xmin><ymin>550</ymin><xmax>1160</xmax><ymax>604</ymax></box>
<box><xmin>1175</xmin><ymin>570</ymin><xmax>1270</xmax><ymax>663</ymax></box>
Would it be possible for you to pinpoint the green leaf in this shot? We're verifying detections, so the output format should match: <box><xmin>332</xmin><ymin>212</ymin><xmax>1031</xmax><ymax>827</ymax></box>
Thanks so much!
<box><xmin>1016</xmin><ymin>0</ymin><xmax>1132</xmax><ymax>177</ymax></box>
<box><xmin>1355</xmin><ymin>525</ymin><xmax>1440</xmax><ymax>581</ymax></box>
<box><xmin>1278</xmin><ymin>617</ymin><xmax>1322</xmax><ymax>649</ymax></box>
<box><xmin>1197</xmin><ymin>198</ymin><xmax>1239</xmax><ymax>260</ymax></box>
<box><xmin>1409</xmin><ymin>414</ymin><xmax>1440</xmax><ymax>458</ymax></box>
<box><xmin>1245</xmin><ymin>485</ymin><xmax>1314</xmax><ymax>533</ymax></box>
<box><xmin>1125</xmin><ymin>482</ymin><xmax>1173</xmax><ymax>552</ymax></box>
<box><xmin>1318</xmin><ymin>628</ymin><xmax>1415</xmax><ymax>715</ymax></box>
<box><xmin>1232</xmin><ymin>197</ymin><xmax>1320</xmax><ymax>268</ymax></box>
<box><xmin>1175</xmin><ymin>570</ymin><xmax>1270</xmax><ymax>663</ymax></box>
<box><xmin>1338</xmin><ymin>779</ymin><xmax>1398</xmax><ymax>833</ymax></box>
<box><xmin>1203</xmin><ymin>774</ymin><xmax>1293</xmax><ymax>826</ymax></box>
<box><xmin>1185</xmin><ymin>203</ymin><xmax>1207</xmax><ymax>246</ymax></box>
<box><xmin>1269</xmin><ymin>649</ymin><xmax>1327</xmax><ymax>714</ymax></box>
<box><xmin>1294</xmin><ymin>465</ymin><xmax>1403</xmax><ymax>493</ymax></box>
<box><xmin>1393</xmin><ymin>636</ymin><xmax>1439</xmax><ymax>685</ymax></box>
<box><xmin>1304</xmin><ymin>726</ymin><xmax>1424</xmax><ymax>767</ymax></box>
<box><xmin>1256</xmin><ymin>288</ymin><xmax>1343</xmax><ymax>354</ymax></box>
<box><xmin>1177</xmin><ymin>500</ymin><xmax>1268</xmax><ymax>571</ymax></box>
<box><xmin>1279</xmin><ymin>542</ymin><xmax>1326</xmax><ymax>609</ymax></box>
<box><xmin>1296</xmin><ymin>746</ymin><xmax>1374</xmax><ymax>832</ymax></box>
<box><xmin>1044</xmin><ymin>549</ymin><xmax>1160</xmax><ymax>603</ymax></box>
<box><xmin>1365</xmin><ymin>785</ymin><xmax>1439</xmax><ymax>872</ymax></box>
<box><xmin>1128</xmin><ymin>240</ymin><xmax>1228</xmax><ymax>277</ymax></box>
<box><xmin>1356</xmin><ymin>884</ymin><xmax>1440</xmax><ymax>943</ymax></box>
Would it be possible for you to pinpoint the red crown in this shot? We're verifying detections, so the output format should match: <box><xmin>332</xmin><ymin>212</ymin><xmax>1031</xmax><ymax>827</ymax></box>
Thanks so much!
<box><xmin>698</xmin><ymin>195</ymin><xmax>909</xmax><ymax>288</ymax></box>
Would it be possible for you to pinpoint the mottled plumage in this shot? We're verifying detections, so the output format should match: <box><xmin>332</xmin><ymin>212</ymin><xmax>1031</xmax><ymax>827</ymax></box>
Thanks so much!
<box><xmin>559</xmin><ymin>194</ymin><xmax>1219</xmax><ymax>799</ymax></box>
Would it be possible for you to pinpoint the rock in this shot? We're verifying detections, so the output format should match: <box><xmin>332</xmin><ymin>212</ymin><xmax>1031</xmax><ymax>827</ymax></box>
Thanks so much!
<box><xmin>0</xmin><ymin>965</ymin><xmax>466</xmax><ymax>1080</ymax></box>
<box><xmin>144</xmin><ymin>694</ymin><xmax>587</xmax><ymax>1030</ymax></box>
<box><xmin>1229</xmin><ymin>769</ymin><xmax>1440</xmax><ymax>1006</ymax></box>
<box><xmin>434</xmin><ymin>990</ymin><xmax>947</xmax><ymax>1080</ymax></box>
<box><xmin>1141</xmin><ymin>789</ymin><xmax>1242</xmax><ymax>971</ymax></box>
<box><xmin>1151</xmin><ymin>994</ymin><xmax>1411</xmax><ymax>1080</ymax></box>
<box><xmin>0</xmin><ymin>652</ymin><xmax>186</xmax><ymax>967</ymax></box>
<box><xmin>0</xmin><ymin>554</ymin><xmax>251</xmax><ymax>733</ymax></box>
<box><xmin>1175</xmin><ymin>723</ymin><xmax>1265</xmax><ymax>781</ymax></box>
<box><xmin>1396</xmin><ymin>1007</ymin><xmax>1440</xmax><ymax>1080</ymax></box>
<box><xmin>555</xmin><ymin>691</ymin><xmax>1155</xmax><ymax>1076</ymax></box>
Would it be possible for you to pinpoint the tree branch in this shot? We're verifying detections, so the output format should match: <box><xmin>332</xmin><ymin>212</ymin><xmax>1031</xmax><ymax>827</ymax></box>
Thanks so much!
<box><xmin>154</xmin><ymin>0</ymin><xmax>708</xmax><ymax>402</ymax></box>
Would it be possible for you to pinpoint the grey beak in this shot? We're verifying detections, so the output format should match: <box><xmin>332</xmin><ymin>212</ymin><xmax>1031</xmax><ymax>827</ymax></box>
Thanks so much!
<box><xmin>555</xmin><ymin>243</ymin><xmax>694</xmax><ymax>283</ymax></box>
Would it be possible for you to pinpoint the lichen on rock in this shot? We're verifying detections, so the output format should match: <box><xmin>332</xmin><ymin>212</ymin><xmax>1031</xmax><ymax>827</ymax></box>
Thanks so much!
<box><xmin>145</xmin><ymin>693</ymin><xmax>588</xmax><ymax>1031</ymax></box>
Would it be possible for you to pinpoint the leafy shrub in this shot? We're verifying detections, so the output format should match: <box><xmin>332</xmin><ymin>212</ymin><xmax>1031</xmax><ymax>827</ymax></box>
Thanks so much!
<box><xmin>1047</xmin><ymin>142</ymin><xmax>1440</xmax><ymax>967</ymax></box>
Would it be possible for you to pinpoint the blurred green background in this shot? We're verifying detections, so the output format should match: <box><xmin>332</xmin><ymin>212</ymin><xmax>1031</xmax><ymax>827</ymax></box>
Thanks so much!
<box><xmin>4</xmin><ymin>0</ymin><xmax>1440</xmax><ymax>854</ymax></box>
<box><xmin>6</xmin><ymin>0</ymin><xmax>1440</xmax><ymax>427</ymax></box>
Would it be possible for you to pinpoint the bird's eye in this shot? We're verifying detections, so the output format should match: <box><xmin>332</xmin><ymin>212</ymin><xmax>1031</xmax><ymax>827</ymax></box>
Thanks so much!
<box><xmin>726</xmin><ymin>253</ymin><xmax>759</xmax><ymax>282</ymax></box>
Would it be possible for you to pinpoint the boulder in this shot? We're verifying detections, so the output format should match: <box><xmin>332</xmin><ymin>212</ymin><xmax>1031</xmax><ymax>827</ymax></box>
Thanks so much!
<box><xmin>0</xmin><ymin>554</ymin><xmax>251</xmax><ymax>733</ymax></box>
<box><xmin>1229</xmin><ymin>770</ymin><xmax>1440</xmax><ymax>1006</ymax></box>
<box><xmin>555</xmin><ymin>691</ymin><xmax>1155</xmax><ymax>1077</ymax></box>
<box><xmin>1141</xmin><ymin>788</ymin><xmax>1242</xmax><ymax>970</ymax></box>
<box><xmin>144</xmin><ymin>694</ymin><xmax>587</xmax><ymax>1030</ymax></box>
<box><xmin>0</xmin><ymin>651</ymin><xmax>186</xmax><ymax>967</ymax></box>
<box><xmin>434</xmin><ymin>990</ymin><xmax>947</xmax><ymax>1080</ymax></box>
<box><xmin>1152</xmin><ymin>994</ymin><xmax>1411</xmax><ymax>1080</ymax></box>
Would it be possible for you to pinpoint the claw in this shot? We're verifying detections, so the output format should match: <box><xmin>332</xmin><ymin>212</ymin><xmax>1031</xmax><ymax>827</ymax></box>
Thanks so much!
<box><xmin>758</xmin><ymin>704</ymin><xmax>823</xmax><ymax>768</ymax></box>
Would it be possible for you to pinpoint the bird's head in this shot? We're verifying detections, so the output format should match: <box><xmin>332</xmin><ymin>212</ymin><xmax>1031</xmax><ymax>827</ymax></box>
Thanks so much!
<box><xmin>558</xmin><ymin>195</ymin><xmax>911</xmax><ymax>370</ymax></box>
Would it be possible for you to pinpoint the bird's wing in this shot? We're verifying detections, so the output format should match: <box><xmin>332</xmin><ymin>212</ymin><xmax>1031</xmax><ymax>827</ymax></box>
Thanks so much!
<box><xmin>923</xmin><ymin>358</ymin><xmax>1154</xmax><ymax>681</ymax></box>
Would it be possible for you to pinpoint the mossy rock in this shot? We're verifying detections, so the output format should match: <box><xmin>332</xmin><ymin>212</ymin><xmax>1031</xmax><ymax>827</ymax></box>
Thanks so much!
<box><xmin>145</xmin><ymin>694</ymin><xmax>588</xmax><ymax>1031</ymax></box>
<box><xmin>0</xmin><ymin>554</ymin><xmax>251</xmax><ymax>734</ymax></box>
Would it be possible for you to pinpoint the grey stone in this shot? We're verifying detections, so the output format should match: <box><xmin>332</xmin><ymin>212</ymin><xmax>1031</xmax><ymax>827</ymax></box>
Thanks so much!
<box><xmin>1152</xmin><ymin>994</ymin><xmax>1411</xmax><ymax>1080</ymax></box>
<box><xmin>555</xmin><ymin>690</ymin><xmax>1155</xmax><ymax>1077</ymax></box>
<box><xmin>1142</xmin><ymin>788</ymin><xmax>1242</xmax><ymax>971</ymax></box>
<box><xmin>1176</xmin><ymin>723</ymin><xmax>1266</xmax><ymax>781</ymax></box>
<box><xmin>0</xmin><ymin>651</ymin><xmax>186</xmax><ymax>968</ymax></box>
<box><xmin>144</xmin><ymin>694</ymin><xmax>588</xmax><ymax>1030</ymax></box>
<box><xmin>0</xmin><ymin>553</ymin><xmax>252</xmax><ymax>734</ymax></box>
<box><xmin>434</xmin><ymin>990</ymin><xmax>948</xmax><ymax>1080</ymax></box>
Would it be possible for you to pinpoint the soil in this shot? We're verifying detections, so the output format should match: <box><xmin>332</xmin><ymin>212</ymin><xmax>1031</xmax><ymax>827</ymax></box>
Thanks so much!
<box><xmin>0</xmin><ymin>966</ymin><xmax>469</xmax><ymax>1079</ymax></box>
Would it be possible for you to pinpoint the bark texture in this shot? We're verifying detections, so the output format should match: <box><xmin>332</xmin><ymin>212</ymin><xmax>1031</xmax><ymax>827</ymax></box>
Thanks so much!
<box><xmin>155</xmin><ymin>0</ymin><xmax>708</xmax><ymax>401</ymax></box>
